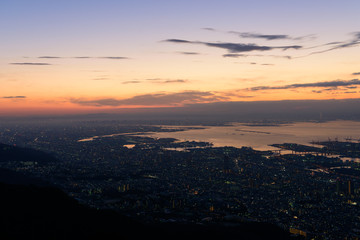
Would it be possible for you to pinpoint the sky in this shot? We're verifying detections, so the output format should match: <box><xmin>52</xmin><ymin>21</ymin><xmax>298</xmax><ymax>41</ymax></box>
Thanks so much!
<box><xmin>1</xmin><ymin>0</ymin><xmax>360</xmax><ymax>116</ymax></box>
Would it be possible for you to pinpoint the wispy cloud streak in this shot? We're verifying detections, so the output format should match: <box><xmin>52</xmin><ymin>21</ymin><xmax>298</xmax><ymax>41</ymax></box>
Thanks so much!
<box><xmin>35</xmin><ymin>56</ymin><xmax>129</xmax><ymax>60</ymax></box>
<box><xmin>10</xmin><ymin>62</ymin><xmax>51</xmax><ymax>65</ymax></box>
<box><xmin>230</xmin><ymin>31</ymin><xmax>316</xmax><ymax>41</ymax></box>
<box><xmin>164</xmin><ymin>39</ymin><xmax>302</xmax><ymax>53</ymax></box>
<box><xmin>247</xmin><ymin>79</ymin><xmax>360</xmax><ymax>91</ymax></box>
<box><xmin>303</xmin><ymin>32</ymin><xmax>360</xmax><ymax>57</ymax></box>
<box><xmin>1</xmin><ymin>96</ymin><xmax>26</xmax><ymax>99</ymax></box>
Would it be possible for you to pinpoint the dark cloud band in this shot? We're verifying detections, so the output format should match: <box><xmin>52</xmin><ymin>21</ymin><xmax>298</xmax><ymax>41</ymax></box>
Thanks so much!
<box><xmin>70</xmin><ymin>91</ymin><xmax>228</xmax><ymax>107</ymax></box>
<box><xmin>164</xmin><ymin>39</ymin><xmax>302</xmax><ymax>53</ymax></box>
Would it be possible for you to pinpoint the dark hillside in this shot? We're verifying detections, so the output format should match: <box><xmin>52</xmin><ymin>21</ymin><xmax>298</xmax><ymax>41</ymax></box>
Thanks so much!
<box><xmin>0</xmin><ymin>143</ymin><xmax>57</xmax><ymax>163</ymax></box>
<box><xmin>0</xmin><ymin>143</ymin><xmax>294</xmax><ymax>240</ymax></box>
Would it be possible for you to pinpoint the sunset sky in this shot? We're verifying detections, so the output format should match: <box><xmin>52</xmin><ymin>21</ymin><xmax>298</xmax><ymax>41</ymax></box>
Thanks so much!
<box><xmin>1</xmin><ymin>0</ymin><xmax>360</xmax><ymax>116</ymax></box>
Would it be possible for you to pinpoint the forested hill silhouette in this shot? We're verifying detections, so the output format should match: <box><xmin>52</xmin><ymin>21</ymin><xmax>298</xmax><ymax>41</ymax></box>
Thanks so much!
<box><xmin>0</xmin><ymin>143</ymin><xmax>57</xmax><ymax>163</ymax></box>
<box><xmin>0</xmin><ymin>143</ymin><xmax>294</xmax><ymax>240</ymax></box>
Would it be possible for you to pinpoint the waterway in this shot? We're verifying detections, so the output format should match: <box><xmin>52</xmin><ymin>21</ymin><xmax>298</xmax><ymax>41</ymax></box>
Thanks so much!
<box><xmin>139</xmin><ymin>120</ymin><xmax>360</xmax><ymax>152</ymax></box>
<box><xmin>78</xmin><ymin>120</ymin><xmax>360</xmax><ymax>161</ymax></box>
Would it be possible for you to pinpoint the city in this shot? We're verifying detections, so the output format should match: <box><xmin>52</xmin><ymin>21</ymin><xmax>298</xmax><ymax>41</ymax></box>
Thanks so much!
<box><xmin>2</xmin><ymin>1</ymin><xmax>360</xmax><ymax>239</ymax></box>
<box><xmin>1</xmin><ymin>120</ymin><xmax>359</xmax><ymax>239</ymax></box>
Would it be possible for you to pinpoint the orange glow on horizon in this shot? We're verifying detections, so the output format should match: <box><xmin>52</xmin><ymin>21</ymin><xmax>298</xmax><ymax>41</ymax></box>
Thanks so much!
<box><xmin>1</xmin><ymin>92</ymin><xmax>359</xmax><ymax>117</ymax></box>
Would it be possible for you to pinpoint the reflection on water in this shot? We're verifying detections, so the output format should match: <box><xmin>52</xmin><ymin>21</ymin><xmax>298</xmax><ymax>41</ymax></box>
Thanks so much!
<box><xmin>78</xmin><ymin>136</ymin><xmax>100</xmax><ymax>142</ymax></box>
<box><xmin>123</xmin><ymin>144</ymin><xmax>135</xmax><ymax>149</ymax></box>
<box><xmin>143</xmin><ymin>120</ymin><xmax>360</xmax><ymax>151</ymax></box>
<box><xmin>77</xmin><ymin>121</ymin><xmax>360</xmax><ymax>162</ymax></box>
<box><xmin>78</xmin><ymin>132</ymin><xmax>147</xmax><ymax>142</ymax></box>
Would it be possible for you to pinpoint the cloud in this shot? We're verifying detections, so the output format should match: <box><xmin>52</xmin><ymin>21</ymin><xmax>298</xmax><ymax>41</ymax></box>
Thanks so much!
<box><xmin>223</xmin><ymin>53</ymin><xmax>291</xmax><ymax>60</ymax></box>
<box><xmin>2</xmin><ymin>96</ymin><xmax>26</xmax><ymax>99</ymax></box>
<box><xmin>306</xmin><ymin>32</ymin><xmax>360</xmax><ymax>56</ymax></box>
<box><xmin>164</xmin><ymin>39</ymin><xmax>302</xmax><ymax>53</ymax></box>
<box><xmin>223</xmin><ymin>54</ymin><xmax>249</xmax><ymax>58</ymax></box>
<box><xmin>73</xmin><ymin>56</ymin><xmax>129</xmax><ymax>60</ymax></box>
<box><xmin>120</xmin><ymin>79</ymin><xmax>188</xmax><ymax>84</ymax></box>
<box><xmin>352</xmin><ymin>72</ymin><xmax>360</xmax><ymax>75</ymax></box>
<box><xmin>232</xmin><ymin>61</ymin><xmax>273</xmax><ymax>66</ymax></box>
<box><xmin>70</xmin><ymin>91</ymin><xmax>228</xmax><ymax>107</ymax></box>
<box><xmin>203</xmin><ymin>42</ymin><xmax>301</xmax><ymax>53</ymax></box>
<box><xmin>145</xmin><ymin>78</ymin><xmax>188</xmax><ymax>84</ymax></box>
<box><xmin>38</xmin><ymin>56</ymin><xmax>62</xmax><ymax>59</ymax></box>
<box><xmin>201</xmin><ymin>28</ymin><xmax>315</xmax><ymax>41</ymax></box>
<box><xmin>163</xmin><ymin>79</ymin><xmax>188</xmax><ymax>83</ymax></box>
<box><xmin>269</xmin><ymin>55</ymin><xmax>292</xmax><ymax>60</ymax></box>
<box><xmin>122</xmin><ymin>81</ymin><xmax>141</xmax><ymax>84</ymax></box>
<box><xmin>10</xmin><ymin>62</ymin><xmax>51</xmax><ymax>65</ymax></box>
<box><xmin>230</xmin><ymin>32</ymin><xmax>316</xmax><ymax>41</ymax></box>
<box><xmin>166</xmin><ymin>30</ymin><xmax>360</xmax><ymax>59</ymax></box>
<box><xmin>230</xmin><ymin>32</ymin><xmax>291</xmax><ymax>40</ymax></box>
<box><xmin>234</xmin><ymin>62</ymin><xmax>257</xmax><ymax>65</ymax></box>
<box><xmin>248</xmin><ymin>79</ymin><xmax>360</xmax><ymax>91</ymax></box>
<box><xmin>98</xmin><ymin>57</ymin><xmax>129</xmax><ymax>60</ymax></box>
<box><xmin>165</xmin><ymin>39</ymin><xmax>192</xmax><ymax>43</ymax></box>
<box><xmin>177</xmin><ymin>52</ymin><xmax>200</xmax><ymax>55</ymax></box>
<box><xmin>202</xmin><ymin>27</ymin><xmax>216</xmax><ymax>31</ymax></box>
<box><xmin>217</xmin><ymin>91</ymin><xmax>254</xmax><ymax>98</ymax></box>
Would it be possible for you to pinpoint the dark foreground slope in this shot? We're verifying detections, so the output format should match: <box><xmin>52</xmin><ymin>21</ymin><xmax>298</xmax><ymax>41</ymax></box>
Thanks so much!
<box><xmin>0</xmin><ymin>143</ymin><xmax>57</xmax><ymax>163</ymax></box>
<box><xmin>0</xmin><ymin>144</ymin><xmax>293</xmax><ymax>240</ymax></box>
<box><xmin>0</xmin><ymin>181</ymin><xmax>292</xmax><ymax>240</ymax></box>
<box><xmin>0</xmin><ymin>180</ymin><xmax>138</xmax><ymax>240</ymax></box>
